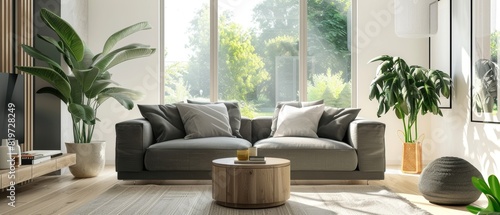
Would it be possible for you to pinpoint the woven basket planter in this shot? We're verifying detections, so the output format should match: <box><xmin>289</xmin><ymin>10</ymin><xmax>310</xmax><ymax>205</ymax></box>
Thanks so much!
<box><xmin>401</xmin><ymin>142</ymin><xmax>422</xmax><ymax>174</ymax></box>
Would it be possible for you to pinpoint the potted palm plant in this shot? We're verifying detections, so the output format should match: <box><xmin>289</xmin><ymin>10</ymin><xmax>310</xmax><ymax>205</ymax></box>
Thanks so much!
<box><xmin>368</xmin><ymin>55</ymin><xmax>451</xmax><ymax>173</ymax></box>
<box><xmin>15</xmin><ymin>9</ymin><xmax>156</xmax><ymax>177</ymax></box>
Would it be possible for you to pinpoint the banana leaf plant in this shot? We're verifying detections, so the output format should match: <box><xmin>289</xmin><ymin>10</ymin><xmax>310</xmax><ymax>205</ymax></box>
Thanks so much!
<box><xmin>467</xmin><ymin>174</ymin><xmax>500</xmax><ymax>214</ymax></box>
<box><xmin>368</xmin><ymin>55</ymin><xmax>451</xmax><ymax>143</ymax></box>
<box><xmin>16</xmin><ymin>8</ymin><xmax>156</xmax><ymax>143</ymax></box>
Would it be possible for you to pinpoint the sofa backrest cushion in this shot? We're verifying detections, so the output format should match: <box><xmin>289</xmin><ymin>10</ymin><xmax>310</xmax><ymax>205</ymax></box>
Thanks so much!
<box><xmin>252</xmin><ymin>117</ymin><xmax>272</xmax><ymax>143</ymax></box>
<box><xmin>187</xmin><ymin>100</ymin><xmax>243</xmax><ymax>138</ymax></box>
<box><xmin>176</xmin><ymin>103</ymin><xmax>233</xmax><ymax>139</ymax></box>
<box><xmin>138</xmin><ymin>104</ymin><xmax>186</xmax><ymax>142</ymax></box>
<box><xmin>240</xmin><ymin>117</ymin><xmax>252</xmax><ymax>143</ymax></box>
<box><xmin>317</xmin><ymin>107</ymin><xmax>361</xmax><ymax>141</ymax></box>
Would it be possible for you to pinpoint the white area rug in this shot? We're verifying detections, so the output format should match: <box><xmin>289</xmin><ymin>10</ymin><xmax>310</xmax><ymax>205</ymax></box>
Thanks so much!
<box><xmin>71</xmin><ymin>185</ymin><xmax>431</xmax><ymax>215</ymax></box>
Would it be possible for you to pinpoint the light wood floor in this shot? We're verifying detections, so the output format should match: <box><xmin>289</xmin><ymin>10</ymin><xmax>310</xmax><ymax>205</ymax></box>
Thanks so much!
<box><xmin>0</xmin><ymin>165</ymin><xmax>486</xmax><ymax>215</ymax></box>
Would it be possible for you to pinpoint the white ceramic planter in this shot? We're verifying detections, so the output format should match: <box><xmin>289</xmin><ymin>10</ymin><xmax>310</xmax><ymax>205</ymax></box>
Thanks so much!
<box><xmin>0</xmin><ymin>139</ymin><xmax>11</xmax><ymax>169</ymax></box>
<box><xmin>65</xmin><ymin>141</ymin><xmax>105</xmax><ymax>178</ymax></box>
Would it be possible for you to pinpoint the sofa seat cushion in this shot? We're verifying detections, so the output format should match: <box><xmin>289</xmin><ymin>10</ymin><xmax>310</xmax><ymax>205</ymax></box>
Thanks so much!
<box><xmin>254</xmin><ymin>137</ymin><xmax>358</xmax><ymax>171</ymax></box>
<box><xmin>144</xmin><ymin>137</ymin><xmax>251</xmax><ymax>171</ymax></box>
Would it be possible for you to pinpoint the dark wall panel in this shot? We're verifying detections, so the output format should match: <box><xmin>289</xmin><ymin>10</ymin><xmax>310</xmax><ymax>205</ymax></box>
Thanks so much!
<box><xmin>33</xmin><ymin>0</ymin><xmax>61</xmax><ymax>150</ymax></box>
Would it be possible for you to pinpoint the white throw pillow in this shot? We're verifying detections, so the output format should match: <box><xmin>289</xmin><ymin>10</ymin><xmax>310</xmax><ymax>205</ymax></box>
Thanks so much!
<box><xmin>273</xmin><ymin>104</ymin><xmax>325</xmax><ymax>138</ymax></box>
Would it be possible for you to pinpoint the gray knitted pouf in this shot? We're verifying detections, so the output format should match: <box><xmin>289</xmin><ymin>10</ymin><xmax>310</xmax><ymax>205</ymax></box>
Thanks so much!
<box><xmin>418</xmin><ymin>156</ymin><xmax>482</xmax><ymax>205</ymax></box>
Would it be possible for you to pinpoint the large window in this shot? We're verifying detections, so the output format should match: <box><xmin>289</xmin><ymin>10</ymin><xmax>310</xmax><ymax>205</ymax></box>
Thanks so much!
<box><xmin>164</xmin><ymin>0</ymin><xmax>352</xmax><ymax>117</ymax></box>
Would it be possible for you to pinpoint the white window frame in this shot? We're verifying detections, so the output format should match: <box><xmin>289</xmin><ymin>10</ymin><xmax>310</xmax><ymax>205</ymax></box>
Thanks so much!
<box><xmin>160</xmin><ymin>0</ymin><xmax>358</xmax><ymax>107</ymax></box>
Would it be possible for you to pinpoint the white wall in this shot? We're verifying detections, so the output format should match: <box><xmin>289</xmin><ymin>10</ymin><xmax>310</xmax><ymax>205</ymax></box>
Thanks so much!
<box><xmin>87</xmin><ymin>0</ymin><xmax>161</xmax><ymax>164</ymax></box>
<box><xmin>61</xmin><ymin>0</ymin><xmax>88</xmax><ymax>41</ymax></box>
<box><xmin>357</xmin><ymin>0</ymin><xmax>499</xmax><ymax>176</ymax></box>
<box><xmin>429</xmin><ymin>0</ymin><xmax>499</xmax><ymax>177</ymax></box>
<box><xmin>356</xmin><ymin>0</ymin><xmax>430</xmax><ymax>164</ymax></box>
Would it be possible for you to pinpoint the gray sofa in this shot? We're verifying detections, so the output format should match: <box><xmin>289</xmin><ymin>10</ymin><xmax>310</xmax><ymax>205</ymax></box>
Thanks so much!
<box><xmin>115</xmin><ymin>115</ymin><xmax>386</xmax><ymax>180</ymax></box>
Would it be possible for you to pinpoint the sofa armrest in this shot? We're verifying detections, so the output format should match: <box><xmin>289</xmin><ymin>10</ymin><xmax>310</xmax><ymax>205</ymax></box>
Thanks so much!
<box><xmin>347</xmin><ymin>119</ymin><xmax>386</xmax><ymax>172</ymax></box>
<box><xmin>115</xmin><ymin>118</ymin><xmax>154</xmax><ymax>172</ymax></box>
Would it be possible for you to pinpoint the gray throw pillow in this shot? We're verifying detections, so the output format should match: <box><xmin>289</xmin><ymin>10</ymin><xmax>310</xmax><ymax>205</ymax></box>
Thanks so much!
<box><xmin>138</xmin><ymin>104</ymin><xmax>186</xmax><ymax>142</ymax></box>
<box><xmin>317</xmin><ymin>107</ymin><xmax>361</xmax><ymax>141</ymax></box>
<box><xmin>176</xmin><ymin>103</ymin><xmax>233</xmax><ymax>139</ymax></box>
<box><xmin>269</xmin><ymin>100</ymin><xmax>324</xmax><ymax>137</ymax></box>
<box><xmin>187</xmin><ymin>99</ymin><xmax>242</xmax><ymax>138</ymax></box>
<box><xmin>274</xmin><ymin>104</ymin><xmax>325</xmax><ymax>138</ymax></box>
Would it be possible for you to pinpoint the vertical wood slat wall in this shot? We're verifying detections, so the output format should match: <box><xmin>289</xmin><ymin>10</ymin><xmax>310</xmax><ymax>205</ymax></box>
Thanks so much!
<box><xmin>18</xmin><ymin>0</ymin><xmax>33</xmax><ymax>152</ymax></box>
<box><xmin>1</xmin><ymin>1</ymin><xmax>14</xmax><ymax>73</ymax></box>
<box><xmin>1</xmin><ymin>0</ymin><xmax>34</xmax><ymax>151</ymax></box>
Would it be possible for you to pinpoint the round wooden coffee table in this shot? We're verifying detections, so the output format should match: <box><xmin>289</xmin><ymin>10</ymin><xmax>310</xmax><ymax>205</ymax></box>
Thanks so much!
<box><xmin>212</xmin><ymin>157</ymin><xmax>290</xmax><ymax>208</ymax></box>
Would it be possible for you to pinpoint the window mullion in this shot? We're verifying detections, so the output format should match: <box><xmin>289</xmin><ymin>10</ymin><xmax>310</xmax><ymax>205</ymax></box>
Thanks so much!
<box><xmin>159</xmin><ymin>0</ymin><xmax>165</xmax><ymax>104</ymax></box>
<box><xmin>351</xmin><ymin>0</ymin><xmax>357</xmax><ymax>107</ymax></box>
<box><xmin>210</xmin><ymin>0</ymin><xmax>218</xmax><ymax>102</ymax></box>
<box><xmin>299</xmin><ymin>0</ymin><xmax>308</xmax><ymax>102</ymax></box>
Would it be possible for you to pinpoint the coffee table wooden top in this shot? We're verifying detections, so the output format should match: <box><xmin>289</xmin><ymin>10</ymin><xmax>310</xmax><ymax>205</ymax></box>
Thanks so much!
<box><xmin>212</xmin><ymin>157</ymin><xmax>290</xmax><ymax>169</ymax></box>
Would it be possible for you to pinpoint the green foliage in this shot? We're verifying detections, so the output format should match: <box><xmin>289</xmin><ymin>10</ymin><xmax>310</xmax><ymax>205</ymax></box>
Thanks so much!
<box><xmin>262</xmin><ymin>35</ymin><xmax>299</xmax><ymax>104</ymax></box>
<box><xmin>240</xmin><ymin>103</ymin><xmax>257</xmax><ymax>119</ymax></box>
<box><xmin>252</xmin><ymin>0</ymin><xmax>352</xmax><ymax>105</ymax></box>
<box><xmin>252</xmin><ymin>0</ymin><xmax>299</xmax><ymax>47</ymax></box>
<box><xmin>467</xmin><ymin>175</ymin><xmax>500</xmax><ymax>214</ymax></box>
<box><xmin>307</xmin><ymin>0</ymin><xmax>351</xmax><ymax>80</ymax></box>
<box><xmin>337</xmin><ymin>82</ymin><xmax>352</xmax><ymax>108</ymax></box>
<box><xmin>308</xmin><ymin>69</ymin><xmax>351</xmax><ymax>107</ymax></box>
<box><xmin>265</xmin><ymin>36</ymin><xmax>298</xmax><ymax>57</ymax></box>
<box><xmin>368</xmin><ymin>55</ymin><xmax>451</xmax><ymax>143</ymax></box>
<box><xmin>252</xmin><ymin>0</ymin><xmax>300</xmax><ymax>104</ymax></box>
<box><xmin>217</xmin><ymin>16</ymin><xmax>269</xmax><ymax>102</ymax></box>
<box><xmin>185</xmin><ymin>4</ymin><xmax>211</xmax><ymax>97</ymax></box>
<box><xmin>16</xmin><ymin>8</ymin><xmax>155</xmax><ymax>143</ymax></box>
<box><xmin>164</xmin><ymin>62</ymin><xmax>192</xmax><ymax>103</ymax></box>
<box><xmin>491</xmin><ymin>31</ymin><xmax>499</xmax><ymax>63</ymax></box>
<box><xmin>473</xmin><ymin>59</ymin><xmax>498</xmax><ymax>113</ymax></box>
